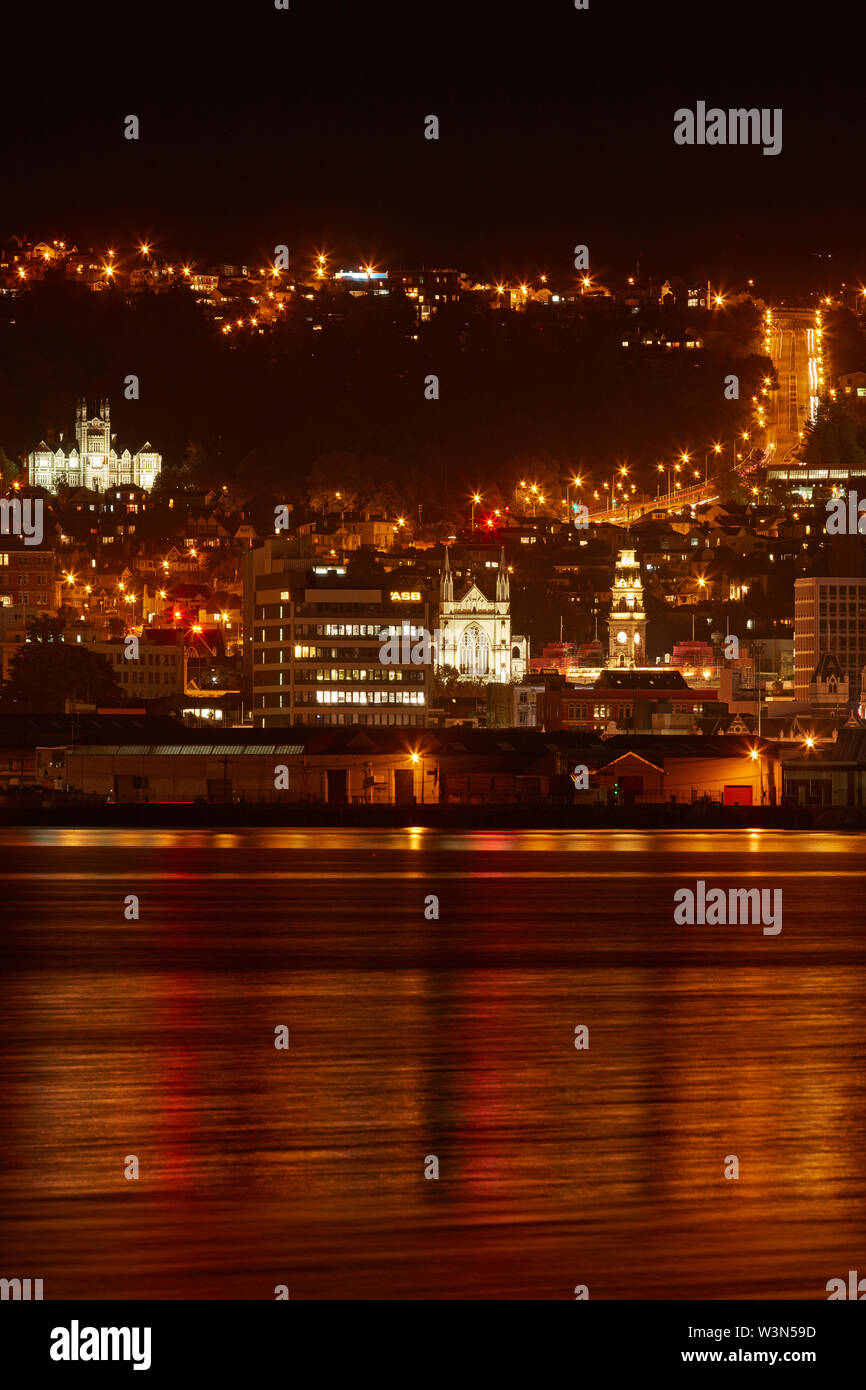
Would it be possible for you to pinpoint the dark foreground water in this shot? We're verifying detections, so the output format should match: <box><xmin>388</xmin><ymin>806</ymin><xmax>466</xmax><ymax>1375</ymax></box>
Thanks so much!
<box><xmin>1</xmin><ymin>828</ymin><xmax>865</xmax><ymax>1300</ymax></box>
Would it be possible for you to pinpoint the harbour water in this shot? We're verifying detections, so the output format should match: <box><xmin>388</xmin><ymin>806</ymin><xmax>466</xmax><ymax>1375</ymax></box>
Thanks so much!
<box><xmin>1</xmin><ymin>828</ymin><xmax>864</xmax><ymax>1299</ymax></box>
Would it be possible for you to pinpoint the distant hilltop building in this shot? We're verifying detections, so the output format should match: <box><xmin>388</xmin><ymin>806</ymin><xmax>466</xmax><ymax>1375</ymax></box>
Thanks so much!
<box><xmin>28</xmin><ymin>398</ymin><xmax>162</xmax><ymax>493</ymax></box>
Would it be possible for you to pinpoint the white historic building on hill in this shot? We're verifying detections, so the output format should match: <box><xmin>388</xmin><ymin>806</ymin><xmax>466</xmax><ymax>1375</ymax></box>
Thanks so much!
<box><xmin>28</xmin><ymin>399</ymin><xmax>162</xmax><ymax>493</ymax></box>
<box><xmin>437</xmin><ymin>546</ymin><xmax>528</xmax><ymax>680</ymax></box>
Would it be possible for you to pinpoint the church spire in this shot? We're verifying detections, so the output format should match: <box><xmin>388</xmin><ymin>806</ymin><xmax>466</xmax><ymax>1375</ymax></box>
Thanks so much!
<box><xmin>440</xmin><ymin>544</ymin><xmax>454</xmax><ymax>603</ymax></box>
<box><xmin>496</xmin><ymin>546</ymin><xmax>509</xmax><ymax>602</ymax></box>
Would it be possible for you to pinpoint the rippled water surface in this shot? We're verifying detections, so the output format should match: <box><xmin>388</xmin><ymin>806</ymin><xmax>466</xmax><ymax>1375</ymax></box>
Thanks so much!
<box><xmin>2</xmin><ymin>828</ymin><xmax>865</xmax><ymax>1299</ymax></box>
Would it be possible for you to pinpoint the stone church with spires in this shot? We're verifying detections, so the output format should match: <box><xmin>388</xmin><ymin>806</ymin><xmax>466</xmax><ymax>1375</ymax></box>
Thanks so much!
<box><xmin>436</xmin><ymin>546</ymin><xmax>529</xmax><ymax>681</ymax></box>
<box><xmin>28</xmin><ymin>398</ymin><xmax>162</xmax><ymax>493</ymax></box>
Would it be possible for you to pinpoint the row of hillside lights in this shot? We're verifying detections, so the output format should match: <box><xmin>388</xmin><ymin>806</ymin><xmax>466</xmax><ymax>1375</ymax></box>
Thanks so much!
<box><xmin>469</xmin><ymin>492</ymin><xmax>505</xmax><ymax>528</ymax></box>
<box><xmin>515</xmin><ymin>482</ymin><xmax>546</xmax><ymax>516</ymax></box>
<box><xmin>752</xmin><ymin>374</ymin><xmax>774</xmax><ymax>433</ymax></box>
<box><xmin>601</xmin><ymin>465</ymin><xmax>637</xmax><ymax>507</ymax></box>
<box><xmin>224</xmin><ymin>303</ymin><xmax>289</xmax><ymax>333</ymax></box>
<box><xmin>65</xmin><ymin>575</ymin><xmax>229</xmax><ymax>623</ymax></box>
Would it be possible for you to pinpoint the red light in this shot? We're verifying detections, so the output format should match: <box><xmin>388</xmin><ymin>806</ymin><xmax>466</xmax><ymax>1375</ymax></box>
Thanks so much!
<box><xmin>174</xmin><ymin>609</ymin><xmax>182</xmax><ymax>619</ymax></box>
<box><xmin>486</xmin><ymin>518</ymin><xmax>494</xmax><ymax>529</ymax></box>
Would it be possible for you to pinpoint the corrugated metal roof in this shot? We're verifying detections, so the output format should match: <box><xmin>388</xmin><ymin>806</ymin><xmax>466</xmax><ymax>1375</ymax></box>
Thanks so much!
<box><xmin>73</xmin><ymin>744</ymin><xmax>304</xmax><ymax>757</ymax></box>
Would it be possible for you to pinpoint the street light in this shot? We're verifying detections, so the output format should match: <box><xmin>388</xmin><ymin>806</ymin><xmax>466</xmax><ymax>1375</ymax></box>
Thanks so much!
<box><xmin>565</xmin><ymin>474</ymin><xmax>583</xmax><ymax>519</ymax></box>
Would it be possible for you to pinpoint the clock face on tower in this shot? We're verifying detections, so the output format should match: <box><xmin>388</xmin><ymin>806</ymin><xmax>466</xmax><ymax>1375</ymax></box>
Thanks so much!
<box><xmin>634</xmin><ymin>632</ymin><xmax>641</xmax><ymax>647</ymax></box>
<box><xmin>616</xmin><ymin>630</ymin><xmax>628</xmax><ymax>644</ymax></box>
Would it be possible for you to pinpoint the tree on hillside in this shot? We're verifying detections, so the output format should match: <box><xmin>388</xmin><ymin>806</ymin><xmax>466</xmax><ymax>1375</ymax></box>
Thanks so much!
<box><xmin>0</xmin><ymin>619</ymin><xmax>123</xmax><ymax>712</ymax></box>
<box><xmin>803</xmin><ymin>397</ymin><xmax>866</xmax><ymax>470</ymax></box>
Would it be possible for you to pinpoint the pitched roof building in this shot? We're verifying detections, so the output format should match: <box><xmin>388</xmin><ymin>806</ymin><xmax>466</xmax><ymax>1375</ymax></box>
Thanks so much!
<box><xmin>437</xmin><ymin>545</ymin><xmax>528</xmax><ymax>681</ymax></box>
<box><xmin>28</xmin><ymin>399</ymin><xmax>162</xmax><ymax>494</ymax></box>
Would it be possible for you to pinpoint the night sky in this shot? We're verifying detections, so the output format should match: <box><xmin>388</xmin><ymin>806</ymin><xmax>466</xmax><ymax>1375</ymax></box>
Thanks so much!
<box><xmin>5</xmin><ymin>0</ymin><xmax>866</xmax><ymax>292</ymax></box>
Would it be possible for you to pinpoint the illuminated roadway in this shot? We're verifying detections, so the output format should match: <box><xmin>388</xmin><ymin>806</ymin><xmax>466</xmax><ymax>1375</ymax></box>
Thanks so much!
<box><xmin>764</xmin><ymin>308</ymin><xmax>819</xmax><ymax>466</ymax></box>
<box><xmin>588</xmin><ymin>481</ymin><xmax>719</xmax><ymax>523</ymax></box>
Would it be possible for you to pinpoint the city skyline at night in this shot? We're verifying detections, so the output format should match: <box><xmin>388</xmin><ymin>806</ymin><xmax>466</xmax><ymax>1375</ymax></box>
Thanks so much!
<box><xmin>2</xmin><ymin>0</ymin><xmax>866</xmax><ymax>1367</ymax></box>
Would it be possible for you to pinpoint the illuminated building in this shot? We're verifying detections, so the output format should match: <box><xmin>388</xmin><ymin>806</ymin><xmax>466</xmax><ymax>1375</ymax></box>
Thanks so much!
<box><xmin>794</xmin><ymin>575</ymin><xmax>866</xmax><ymax>703</ymax></box>
<box><xmin>247</xmin><ymin>537</ymin><xmax>433</xmax><ymax>728</ymax></box>
<box><xmin>608</xmin><ymin>549</ymin><xmax>647</xmax><ymax>668</ymax></box>
<box><xmin>28</xmin><ymin>399</ymin><xmax>162</xmax><ymax>493</ymax></box>
<box><xmin>436</xmin><ymin>546</ymin><xmax>528</xmax><ymax>681</ymax></box>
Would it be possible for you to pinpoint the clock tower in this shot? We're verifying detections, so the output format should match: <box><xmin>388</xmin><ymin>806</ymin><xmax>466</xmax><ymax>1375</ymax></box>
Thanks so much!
<box><xmin>608</xmin><ymin>548</ymin><xmax>647</xmax><ymax>668</ymax></box>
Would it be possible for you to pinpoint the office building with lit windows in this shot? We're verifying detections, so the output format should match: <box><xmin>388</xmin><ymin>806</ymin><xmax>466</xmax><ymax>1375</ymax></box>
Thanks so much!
<box><xmin>247</xmin><ymin>537</ymin><xmax>433</xmax><ymax>728</ymax></box>
<box><xmin>794</xmin><ymin>575</ymin><xmax>866</xmax><ymax>703</ymax></box>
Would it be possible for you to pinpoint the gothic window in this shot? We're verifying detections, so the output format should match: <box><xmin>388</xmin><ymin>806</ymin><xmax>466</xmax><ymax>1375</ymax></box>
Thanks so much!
<box><xmin>458</xmin><ymin>624</ymin><xmax>489</xmax><ymax>677</ymax></box>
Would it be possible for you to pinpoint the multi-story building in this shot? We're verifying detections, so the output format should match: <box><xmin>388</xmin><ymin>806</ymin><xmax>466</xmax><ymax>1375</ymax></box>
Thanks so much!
<box><xmin>28</xmin><ymin>399</ymin><xmax>162</xmax><ymax>493</ymax></box>
<box><xmin>248</xmin><ymin>538</ymin><xmax>433</xmax><ymax>728</ymax></box>
<box><xmin>539</xmin><ymin>669</ymin><xmax>713</xmax><ymax>734</ymax></box>
<box><xmin>0</xmin><ymin>538</ymin><xmax>57</xmax><ymax>614</ymax></box>
<box><xmin>94</xmin><ymin>629</ymin><xmax>186</xmax><ymax>702</ymax></box>
<box><xmin>794</xmin><ymin>575</ymin><xmax>866</xmax><ymax>703</ymax></box>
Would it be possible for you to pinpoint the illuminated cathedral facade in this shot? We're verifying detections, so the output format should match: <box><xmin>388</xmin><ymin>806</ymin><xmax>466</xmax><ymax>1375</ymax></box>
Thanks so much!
<box><xmin>437</xmin><ymin>546</ymin><xmax>528</xmax><ymax>681</ymax></box>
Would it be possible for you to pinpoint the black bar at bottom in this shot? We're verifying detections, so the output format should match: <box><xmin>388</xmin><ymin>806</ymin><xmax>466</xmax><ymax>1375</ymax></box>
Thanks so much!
<box><xmin>1</xmin><ymin>1300</ymin><xmax>862</xmax><ymax>1377</ymax></box>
